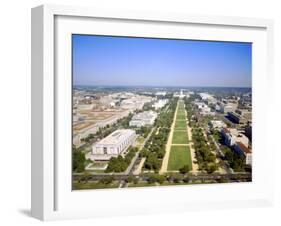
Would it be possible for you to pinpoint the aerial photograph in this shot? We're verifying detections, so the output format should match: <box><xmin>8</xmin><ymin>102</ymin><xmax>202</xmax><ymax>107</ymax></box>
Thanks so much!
<box><xmin>72</xmin><ymin>35</ymin><xmax>252</xmax><ymax>190</ymax></box>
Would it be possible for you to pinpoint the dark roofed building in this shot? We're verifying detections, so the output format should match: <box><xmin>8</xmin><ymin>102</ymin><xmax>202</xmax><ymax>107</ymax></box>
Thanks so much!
<box><xmin>234</xmin><ymin>142</ymin><xmax>252</xmax><ymax>165</ymax></box>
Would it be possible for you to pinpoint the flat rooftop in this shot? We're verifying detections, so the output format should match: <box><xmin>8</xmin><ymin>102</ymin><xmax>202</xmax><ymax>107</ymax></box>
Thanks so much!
<box><xmin>94</xmin><ymin>129</ymin><xmax>135</xmax><ymax>146</ymax></box>
<box><xmin>237</xmin><ymin>142</ymin><xmax>252</xmax><ymax>154</ymax></box>
<box><xmin>131</xmin><ymin>111</ymin><xmax>157</xmax><ymax>120</ymax></box>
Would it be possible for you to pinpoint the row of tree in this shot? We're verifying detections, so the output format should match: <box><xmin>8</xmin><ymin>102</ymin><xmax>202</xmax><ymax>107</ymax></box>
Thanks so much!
<box><xmin>221</xmin><ymin>146</ymin><xmax>248</xmax><ymax>172</ymax></box>
<box><xmin>140</xmin><ymin>99</ymin><xmax>178</xmax><ymax>172</ymax></box>
<box><xmin>72</xmin><ymin>147</ymin><xmax>86</xmax><ymax>173</ymax></box>
<box><xmin>192</xmin><ymin>127</ymin><xmax>218</xmax><ymax>173</ymax></box>
<box><xmin>184</xmin><ymin>97</ymin><xmax>218</xmax><ymax>174</ymax></box>
<box><xmin>105</xmin><ymin>147</ymin><xmax>138</xmax><ymax>173</ymax></box>
<box><xmin>145</xmin><ymin>172</ymin><xmax>195</xmax><ymax>184</ymax></box>
<box><xmin>135</xmin><ymin>126</ymin><xmax>151</xmax><ymax>138</ymax></box>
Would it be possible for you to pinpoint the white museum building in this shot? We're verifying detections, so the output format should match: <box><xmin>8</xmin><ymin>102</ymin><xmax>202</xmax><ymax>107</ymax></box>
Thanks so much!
<box><xmin>91</xmin><ymin>129</ymin><xmax>136</xmax><ymax>160</ymax></box>
<box><xmin>129</xmin><ymin>111</ymin><xmax>157</xmax><ymax>127</ymax></box>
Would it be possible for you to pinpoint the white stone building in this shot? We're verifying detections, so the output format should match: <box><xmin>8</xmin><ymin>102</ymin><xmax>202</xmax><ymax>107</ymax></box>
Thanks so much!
<box><xmin>200</xmin><ymin>93</ymin><xmax>215</xmax><ymax>101</ymax></box>
<box><xmin>222</xmin><ymin>103</ymin><xmax>238</xmax><ymax>113</ymax></box>
<box><xmin>129</xmin><ymin>111</ymin><xmax>157</xmax><ymax>127</ymax></box>
<box><xmin>194</xmin><ymin>101</ymin><xmax>205</xmax><ymax>109</ymax></box>
<box><xmin>194</xmin><ymin>101</ymin><xmax>213</xmax><ymax>115</ymax></box>
<box><xmin>210</xmin><ymin>120</ymin><xmax>226</xmax><ymax>130</ymax></box>
<box><xmin>91</xmin><ymin>129</ymin><xmax>136</xmax><ymax>160</ymax></box>
<box><xmin>153</xmin><ymin>99</ymin><xmax>168</xmax><ymax>110</ymax></box>
<box><xmin>120</xmin><ymin>95</ymin><xmax>153</xmax><ymax>111</ymax></box>
<box><xmin>155</xmin><ymin>92</ymin><xmax>166</xmax><ymax>96</ymax></box>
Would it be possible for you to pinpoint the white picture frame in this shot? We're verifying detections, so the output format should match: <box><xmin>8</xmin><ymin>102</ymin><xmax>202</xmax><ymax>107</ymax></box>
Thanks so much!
<box><xmin>31</xmin><ymin>4</ymin><xmax>274</xmax><ymax>221</ymax></box>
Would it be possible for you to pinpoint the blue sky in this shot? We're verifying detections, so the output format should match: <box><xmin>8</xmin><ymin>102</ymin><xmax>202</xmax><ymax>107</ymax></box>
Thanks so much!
<box><xmin>72</xmin><ymin>35</ymin><xmax>252</xmax><ymax>87</ymax></box>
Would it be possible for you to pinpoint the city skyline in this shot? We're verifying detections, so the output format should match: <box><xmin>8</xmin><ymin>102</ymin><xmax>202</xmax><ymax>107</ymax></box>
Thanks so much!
<box><xmin>73</xmin><ymin>35</ymin><xmax>252</xmax><ymax>88</ymax></box>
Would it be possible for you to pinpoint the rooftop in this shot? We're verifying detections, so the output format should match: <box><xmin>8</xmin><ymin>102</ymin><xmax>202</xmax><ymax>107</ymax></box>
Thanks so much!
<box><xmin>95</xmin><ymin>129</ymin><xmax>135</xmax><ymax>145</ymax></box>
<box><xmin>131</xmin><ymin>111</ymin><xmax>157</xmax><ymax>120</ymax></box>
<box><xmin>228</xmin><ymin>111</ymin><xmax>242</xmax><ymax>118</ymax></box>
<box><xmin>222</xmin><ymin>128</ymin><xmax>230</xmax><ymax>133</ymax></box>
<box><xmin>237</xmin><ymin>142</ymin><xmax>252</xmax><ymax>154</ymax></box>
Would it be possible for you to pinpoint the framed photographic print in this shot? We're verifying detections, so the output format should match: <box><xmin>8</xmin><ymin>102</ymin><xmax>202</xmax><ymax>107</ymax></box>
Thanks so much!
<box><xmin>31</xmin><ymin>4</ymin><xmax>274</xmax><ymax>221</ymax></box>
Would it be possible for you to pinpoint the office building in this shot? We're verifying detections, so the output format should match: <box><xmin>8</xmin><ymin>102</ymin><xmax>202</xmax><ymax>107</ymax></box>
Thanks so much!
<box><xmin>92</xmin><ymin>129</ymin><xmax>136</xmax><ymax>160</ymax></box>
<box><xmin>228</xmin><ymin>111</ymin><xmax>247</xmax><ymax>124</ymax></box>
<box><xmin>234</xmin><ymin>142</ymin><xmax>252</xmax><ymax>165</ymax></box>
<box><xmin>129</xmin><ymin>111</ymin><xmax>157</xmax><ymax>127</ymax></box>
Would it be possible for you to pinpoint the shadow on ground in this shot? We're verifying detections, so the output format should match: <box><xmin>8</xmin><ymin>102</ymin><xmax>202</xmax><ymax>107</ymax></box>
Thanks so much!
<box><xmin>18</xmin><ymin>209</ymin><xmax>31</xmax><ymax>217</ymax></box>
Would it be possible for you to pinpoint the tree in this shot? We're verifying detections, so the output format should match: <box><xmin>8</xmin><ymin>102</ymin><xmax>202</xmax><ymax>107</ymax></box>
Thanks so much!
<box><xmin>73</xmin><ymin>151</ymin><xmax>86</xmax><ymax>173</ymax></box>
<box><xmin>125</xmin><ymin>175</ymin><xmax>134</xmax><ymax>183</ymax></box>
<box><xmin>133</xmin><ymin>177</ymin><xmax>139</xmax><ymax>184</ymax></box>
<box><xmin>99</xmin><ymin>176</ymin><xmax>114</xmax><ymax>184</ymax></box>
<box><xmin>168</xmin><ymin>173</ymin><xmax>183</xmax><ymax>183</ymax></box>
<box><xmin>223</xmin><ymin>148</ymin><xmax>246</xmax><ymax>172</ymax></box>
<box><xmin>206</xmin><ymin>163</ymin><xmax>217</xmax><ymax>174</ymax></box>
<box><xmin>147</xmin><ymin>174</ymin><xmax>165</xmax><ymax>184</ymax></box>
<box><xmin>106</xmin><ymin>156</ymin><xmax>127</xmax><ymax>173</ymax></box>
<box><xmin>156</xmin><ymin>149</ymin><xmax>165</xmax><ymax>159</ymax></box>
<box><xmin>217</xmin><ymin>177</ymin><xmax>229</xmax><ymax>183</ymax></box>
<box><xmin>244</xmin><ymin>164</ymin><xmax>252</xmax><ymax>173</ymax></box>
<box><xmin>183</xmin><ymin>177</ymin><xmax>190</xmax><ymax>183</ymax></box>
<box><xmin>147</xmin><ymin>174</ymin><xmax>157</xmax><ymax>184</ymax></box>
<box><xmin>105</xmin><ymin>147</ymin><xmax>136</xmax><ymax>173</ymax></box>
<box><xmin>79</xmin><ymin>171</ymin><xmax>92</xmax><ymax>183</ymax></box>
<box><xmin>145</xmin><ymin>153</ymin><xmax>161</xmax><ymax>171</ymax></box>
<box><xmin>140</xmin><ymin>148</ymin><xmax>149</xmax><ymax>158</ymax></box>
<box><xmin>179</xmin><ymin>165</ymin><xmax>191</xmax><ymax>174</ymax></box>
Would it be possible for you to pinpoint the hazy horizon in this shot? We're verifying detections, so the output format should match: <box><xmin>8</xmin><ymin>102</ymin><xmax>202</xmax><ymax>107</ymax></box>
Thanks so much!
<box><xmin>73</xmin><ymin>35</ymin><xmax>252</xmax><ymax>87</ymax></box>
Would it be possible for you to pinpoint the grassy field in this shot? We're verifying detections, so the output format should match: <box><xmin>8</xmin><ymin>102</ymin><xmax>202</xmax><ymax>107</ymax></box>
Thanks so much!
<box><xmin>176</xmin><ymin>113</ymin><xmax>186</xmax><ymax>120</ymax></box>
<box><xmin>172</xmin><ymin>130</ymin><xmax>188</xmax><ymax>144</ymax></box>
<box><xmin>167</xmin><ymin>146</ymin><xmax>192</xmax><ymax>171</ymax></box>
<box><xmin>174</xmin><ymin>120</ymin><xmax>187</xmax><ymax>129</ymax></box>
<box><xmin>91</xmin><ymin>162</ymin><xmax>108</xmax><ymax>168</ymax></box>
<box><xmin>177</xmin><ymin>108</ymin><xmax>185</xmax><ymax>113</ymax></box>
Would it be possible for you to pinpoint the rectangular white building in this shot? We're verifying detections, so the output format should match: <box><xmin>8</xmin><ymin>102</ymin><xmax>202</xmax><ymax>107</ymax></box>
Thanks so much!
<box><xmin>222</xmin><ymin>103</ymin><xmax>238</xmax><ymax>113</ymax></box>
<box><xmin>153</xmin><ymin>99</ymin><xmax>168</xmax><ymax>109</ymax></box>
<box><xmin>92</xmin><ymin>129</ymin><xmax>136</xmax><ymax>160</ymax></box>
<box><xmin>199</xmin><ymin>93</ymin><xmax>215</xmax><ymax>101</ymax></box>
<box><xmin>129</xmin><ymin>111</ymin><xmax>157</xmax><ymax>127</ymax></box>
<box><xmin>155</xmin><ymin>91</ymin><xmax>166</xmax><ymax>96</ymax></box>
<box><xmin>210</xmin><ymin>120</ymin><xmax>226</xmax><ymax>130</ymax></box>
<box><xmin>194</xmin><ymin>101</ymin><xmax>205</xmax><ymax>109</ymax></box>
<box><xmin>194</xmin><ymin>101</ymin><xmax>213</xmax><ymax>115</ymax></box>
